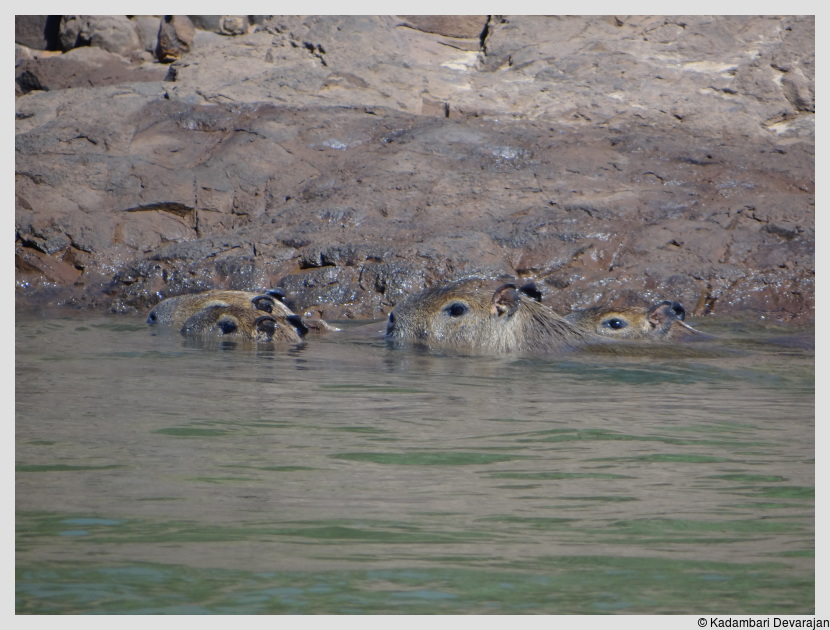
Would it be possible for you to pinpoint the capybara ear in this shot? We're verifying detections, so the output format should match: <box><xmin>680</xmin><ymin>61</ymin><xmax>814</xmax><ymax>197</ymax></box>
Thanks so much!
<box><xmin>491</xmin><ymin>283</ymin><xmax>521</xmax><ymax>317</ymax></box>
<box><xmin>286</xmin><ymin>314</ymin><xmax>309</xmax><ymax>337</ymax></box>
<box><xmin>251</xmin><ymin>294</ymin><xmax>276</xmax><ymax>313</ymax></box>
<box><xmin>254</xmin><ymin>315</ymin><xmax>278</xmax><ymax>338</ymax></box>
<box><xmin>647</xmin><ymin>301</ymin><xmax>678</xmax><ymax>329</ymax></box>
<box><xmin>518</xmin><ymin>282</ymin><xmax>543</xmax><ymax>302</ymax></box>
<box><xmin>266</xmin><ymin>288</ymin><xmax>287</xmax><ymax>303</ymax></box>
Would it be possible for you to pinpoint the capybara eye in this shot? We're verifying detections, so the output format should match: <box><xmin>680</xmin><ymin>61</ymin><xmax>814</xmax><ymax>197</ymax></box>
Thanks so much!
<box><xmin>388</xmin><ymin>312</ymin><xmax>395</xmax><ymax>324</ymax></box>
<box><xmin>218</xmin><ymin>319</ymin><xmax>238</xmax><ymax>335</ymax></box>
<box><xmin>604</xmin><ymin>318</ymin><xmax>627</xmax><ymax>330</ymax></box>
<box><xmin>446</xmin><ymin>302</ymin><xmax>468</xmax><ymax>318</ymax></box>
<box><xmin>147</xmin><ymin>311</ymin><xmax>157</xmax><ymax>324</ymax></box>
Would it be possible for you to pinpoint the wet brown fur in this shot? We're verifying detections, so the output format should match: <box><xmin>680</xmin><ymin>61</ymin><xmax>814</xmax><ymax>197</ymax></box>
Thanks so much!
<box><xmin>386</xmin><ymin>279</ymin><xmax>600</xmax><ymax>353</ymax></box>
<box><xmin>147</xmin><ymin>290</ymin><xmax>294</xmax><ymax>328</ymax></box>
<box><xmin>565</xmin><ymin>301</ymin><xmax>710</xmax><ymax>341</ymax></box>
<box><xmin>180</xmin><ymin>305</ymin><xmax>308</xmax><ymax>343</ymax></box>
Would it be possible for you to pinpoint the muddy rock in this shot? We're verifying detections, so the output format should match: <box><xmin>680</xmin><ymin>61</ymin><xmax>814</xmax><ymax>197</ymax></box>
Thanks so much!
<box><xmin>155</xmin><ymin>15</ymin><xmax>196</xmax><ymax>62</ymax></box>
<box><xmin>15</xmin><ymin>15</ymin><xmax>814</xmax><ymax>324</ymax></box>
<box><xmin>59</xmin><ymin>15</ymin><xmax>144</xmax><ymax>58</ymax></box>
<box><xmin>15</xmin><ymin>45</ymin><xmax>167</xmax><ymax>93</ymax></box>
<box><xmin>398</xmin><ymin>15</ymin><xmax>488</xmax><ymax>39</ymax></box>
<box><xmin>15</xmin><ymin>16</ymin><xmax>62</xmax><ymax>50</ymax></box>
<box><xmin>187</xmin><ymin>16</ymin><xmax>255</xmax><ymax>36</ymax></box>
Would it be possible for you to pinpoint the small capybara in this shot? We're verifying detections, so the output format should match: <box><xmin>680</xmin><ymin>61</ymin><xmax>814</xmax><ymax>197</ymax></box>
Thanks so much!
<box><xmin>146</xmin><ymin>289</ymin><xmax>293</xmax><ymax>328</ymax></box>
<box><xmin>385</xmin><ymin>279</ymin><xmax>600</xmax><ymax>353</ymax></box>
<box><xmin>565</xmin><ymin>301</ymin><xmax>710</xmax><ymax>341</ymax></box>
<box><xmin>180</xmin><ymin>304</ymin><xmax>308</xmax><ymax>343</ymax></box>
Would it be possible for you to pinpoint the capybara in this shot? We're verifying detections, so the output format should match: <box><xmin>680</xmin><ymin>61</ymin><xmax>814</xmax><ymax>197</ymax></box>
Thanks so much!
<box><xmin>565</xmin><ymin>301</ymin><xmax>710</xmax><ymax>341</ymax></box>
<box><xmin>385</xmin><ymin>279</ymin><xmax>600</xmax><ymax>353</ymax></box>
<box><xmin>147</xmin><ymin>289</ymin><xmax>293</xmax><ymax>328</ymax></box>
<box><xmin>180</xmin><ymin>304</ymin><xmax>308</xmax><ymax>343</ymax></box>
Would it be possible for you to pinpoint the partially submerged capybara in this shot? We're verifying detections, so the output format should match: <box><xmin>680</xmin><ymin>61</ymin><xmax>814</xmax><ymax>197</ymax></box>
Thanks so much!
<box><xmin>146</xmin><ymin>289</ymin><xmax>293</xmax><ymax>328</ymax></box>
<box><xmin>565</xmin><ymin>301</ymin><xmax>710</xmax><ymax>341</ymax></box>
<box><xmin>180</xmin><ymin>304</ymin><xmax>308</xmax><ymax>343</ymax></box>
<box><xmin>385</xmin><ymin>279</ymin><xmax>599</xmax><ymax>353</ymax></box>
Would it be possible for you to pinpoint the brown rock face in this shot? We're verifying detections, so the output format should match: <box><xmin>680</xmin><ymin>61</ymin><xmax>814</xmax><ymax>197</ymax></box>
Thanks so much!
<box><xmin>58</xmin><ymin>15</ymin><xmax>144</xmax><ymax>57</ymax></box>
<box><xmin>15</xmin><ymin>15</ymin><xmax>814</xmax><ymax>324</ymax></box>
<box><xmin>15</xmin><ymin>15</ymin><xmax>61</xmax><ymax>50</ymax></box>
<box><xmin>155</xmin><ymin>15</ymin><xmax>195</xmax><ymax>62</ymax></box>
<box><xmin>397</xmin><ymin>16</ymin><xmax>488</xmax><ymax>39</ymax></box>
<box><xmin>15</xmin><ymin>46</ymin><xmax>167</xmax><ymax>93</ymax></box>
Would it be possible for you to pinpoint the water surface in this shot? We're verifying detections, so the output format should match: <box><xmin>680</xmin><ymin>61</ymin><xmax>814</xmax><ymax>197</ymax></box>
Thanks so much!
<box><xmin>15</xmin><ymin>310</ymin><xmax>815</xmax><ymax>614</ymax></box>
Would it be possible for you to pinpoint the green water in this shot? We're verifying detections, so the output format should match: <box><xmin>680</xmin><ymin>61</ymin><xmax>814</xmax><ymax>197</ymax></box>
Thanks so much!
<box><xmin>15</xmin><ymin>311</ymin><xmax>815</xmax><ymax>614</ymax></box>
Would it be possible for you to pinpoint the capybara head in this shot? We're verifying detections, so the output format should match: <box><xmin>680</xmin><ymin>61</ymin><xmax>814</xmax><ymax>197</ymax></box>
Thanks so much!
<box><xmin>385</xmin><ymin>279</ymin><xmax>595</xmax><ymax>353</ymax></box>
<box><xmin>180</xmin><ymin>305</ymin><xmax>308</xmax><ymax>343</ymax></box>
<box><xmin>147</xmin><ymin>290</ymin><xmax>293</xmax><ymax>328</ymax></box>
<box><xmin>565</xmin><ymin>300</ymin><xmax>708</xmax><ymax>340</ymax></box>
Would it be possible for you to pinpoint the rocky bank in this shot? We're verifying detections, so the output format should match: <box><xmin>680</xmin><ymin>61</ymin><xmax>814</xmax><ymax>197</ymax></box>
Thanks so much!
<box><xmin>15</xmin><ymin>15</ymin><xmax>815</xmax><ymax>323</ymax></box>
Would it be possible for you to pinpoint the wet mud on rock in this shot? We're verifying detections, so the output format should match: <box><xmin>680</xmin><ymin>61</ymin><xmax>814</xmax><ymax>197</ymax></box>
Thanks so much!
<box><xmin>15</xmin><ymin>15</ymin><xmax>814</xmax><ymax>324</ymax></box>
